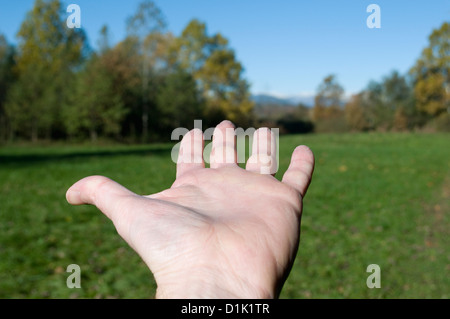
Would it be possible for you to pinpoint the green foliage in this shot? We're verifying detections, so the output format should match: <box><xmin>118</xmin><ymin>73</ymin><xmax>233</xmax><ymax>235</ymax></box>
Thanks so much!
<box><xmin>174</xmin><ymin>19</ymin><xmax>227</xmax><ymax>75</ymax></box>
<box><xmin>0</xmin><ymin>35</ymin><xmax>15</xmax><ymax>103</ymax></box>
<box><xmin>0</xmin><ymin>34</ymin><xmax>16</xmax><ymax>141</ymax></box>
<box><xmin>4</xmin><ymin>0</ymin><xmax>87</xmax><ymax>141</ymax></box>
<box><xmin>316</xmin><ymin>22</ymin><xmax>449</xmax><ymax>133</ymax></box>
<box><xmin>174</xmin><ymin>19</ymin><xmax>254</xmax><ymax>127</ymax></box>
<box><xmin>126</xmin><ymin>0</ymin><xmax>166</xmax><ymax>39</ymax></box>
<box><xmin>156</xmin><ymin>68</ymin><xmax>204</xmax><ymax>134</ymax></box>
<box><xmin>276</xmin><ymin>116</ymin><xmax>314</xmax><ymax>134</ymax></box>
<box><xmin>312</xmin><ymin>74</ymin><xmax>347</xmax><ymax>132</ymax></box>
<box><xmin>1</xmin><ymin>0</ymin><xmax>254</xmax><ymax>143</ymax></box>
<box><xmin>345</xmin><ymin>94</ymin><xmax>369</xmax><ymax>131</ymax></box>
<box><xmin>314</xmin><ymin>74</ymin><xmax>345</xmax><ymax>110</ymax></box>
<box><xmin>63</xmin><ymin>54</ymin><xmax>128</xmax><ymax>142</ymax></box>
<box><xmin>126</xmin><ymin>0</ymin><xmax>168</xmax><ymax>143</ymax></box>
<box><xmin>1</xmin><ymin>2</ymin><xmax>448</xmax><ymax>141</ymax></box>
<box><xmin>358</xmin><ymin>71</ymin><xmax>416</xmax><ymax>131</ymax></box>
<box><xmin>94</xmin><ymin>37</ymin><xmax>142</xmax><ymax>140</ymax></box>
<box><xmin>410</xmin><ymin>22</ymin><xmax>449</xmax><ymax>118</ymax></box>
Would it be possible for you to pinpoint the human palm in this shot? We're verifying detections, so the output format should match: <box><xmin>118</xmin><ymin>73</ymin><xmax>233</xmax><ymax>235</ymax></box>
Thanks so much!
<box><xmin>66</xmin><ymin>121</ymin><xmax>314</xmax><ymax>298</ymax></box>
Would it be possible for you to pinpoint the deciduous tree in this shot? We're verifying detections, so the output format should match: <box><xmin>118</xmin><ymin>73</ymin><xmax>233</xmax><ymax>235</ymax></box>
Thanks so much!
<box><xmin>127</xmin><ymin>0</ymin><xmax>167</xmax><ymax>142</ymax></box>
<box><xmin>175</xmin><ymin>19</ymin><xmax>254</xmax><ymax>127</ymax></box>
<box><xmin>4</xmin><ymin>0</ymin><xmax>87</xmax><ymax>141</ymax></box>
<box><xmin>63</xmin><ymin>54</ymin><xmax>127</xmax><ymax>142</ymax></box>
<box><xmin>156</xmin><ymin>67</ymin><xmax>204</xmax><ymax>134</ymax></box>
<box><xmin>410</xmin><ymin>22</ymin><xmax>449</xmax><ymax>117</ymax></box>
<box><xmin>345</xmin><ymin>94</ymin><xmax>369</xmax><ymax>131</ymax></box>
<box><xmin>312</xmin><ymin>74</ymin><xmax>346</xmax><ymax>132</ymax></box>
<box><xmin>0</xmin><ymin>35</ymin><xmax>16</xmax><ymax>141</ymax></box>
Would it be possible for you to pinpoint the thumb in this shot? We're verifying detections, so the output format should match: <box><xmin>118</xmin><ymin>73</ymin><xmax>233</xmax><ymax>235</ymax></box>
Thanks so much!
<box><xmin>66</xmin><ymin>175</ymin><xmax>137</xmax><ymax>223</ymax></box>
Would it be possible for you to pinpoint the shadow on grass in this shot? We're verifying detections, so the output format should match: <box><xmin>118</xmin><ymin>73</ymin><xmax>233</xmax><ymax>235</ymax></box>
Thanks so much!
<box><xmin>0</xmin><ymin>145</ymin><xmax>174</xmax><ymax>167</ymax></box>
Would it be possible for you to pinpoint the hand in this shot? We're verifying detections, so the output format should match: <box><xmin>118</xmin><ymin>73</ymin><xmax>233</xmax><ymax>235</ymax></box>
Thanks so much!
<box><xmin>66</xmin><ymin>120</ymin><xmax>315</xmax><ymax>298</ymax></box>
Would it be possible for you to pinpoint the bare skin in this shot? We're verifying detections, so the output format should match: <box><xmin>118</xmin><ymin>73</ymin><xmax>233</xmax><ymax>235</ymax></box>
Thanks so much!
<box><xmin>66</xmin><ymin>120</ymin><xmax>315</xmax><ymax>298</ymax></box>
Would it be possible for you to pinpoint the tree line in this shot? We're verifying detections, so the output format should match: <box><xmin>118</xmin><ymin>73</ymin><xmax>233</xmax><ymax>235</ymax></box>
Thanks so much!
<box><xmin>0</xmin><ymin>0</ymin><xmax>253</xmax><ymax>143</ymax></box>
<box><xmin>0</xmin><ymin>1</ymin><xmax>448</xmax><ymax>144</ymax></box>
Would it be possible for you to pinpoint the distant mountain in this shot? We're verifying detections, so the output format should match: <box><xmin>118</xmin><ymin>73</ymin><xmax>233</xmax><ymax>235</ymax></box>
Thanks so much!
<box><xmin>251</xmin><ymin>94</ymin><xmax>293</xmax><ymax>106</ymax></box>
<box><xmin>251</xmin><ymin>94</ymin><xmax>314</xmax><ymax>107</ymax></box>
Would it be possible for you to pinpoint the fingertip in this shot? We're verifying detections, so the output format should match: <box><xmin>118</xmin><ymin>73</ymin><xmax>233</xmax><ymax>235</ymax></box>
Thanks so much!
<box><xmin>255</xmin><ymin>126</ymin><xmax>270</xmax><ymax>134</ymax></box>
<box><xmin>177</xmin><ymin>128</ymin><xmax>205</xmax><ymax>177</ymax></box>
<box><xmin>66</xmin><ymin>187</ymin><xmax>81</xmax><ymax>205</ymax></box>
<box><xmin>65</xmin><ymin>177</ymin><xmax>92</xmax><ymax>205</ymax></box>
<box><xmin>281</xmin><ymin>145</ymin><xmax>315</xmax><ymax>197</ymax></box>
<box><xmin>294</xmin><ymin>145</ymin><xmax>314</xmax><ymax>157</ymax></box>
<box><xmin>65</xmin><ymin>175</ymin><xmax>110</xmax><ymax>206</ymax></box>
<box><xmin>65</xmin><ymin>176</ymin><xmax>139</xmax><ymax>235</ymax></box>
<box><xmin>190</xmin><ymin>127</ymin><xmax>204</xmax><ymax>137</ymax></box>
<box><xmin>292</xmin><ymin>145</ymin><xmax>315</xmax><ymax>166</ymax></box>
<box><xmin>210</xmin><ymin>120</ymin><xmax>238</xmax><ymax>168</ymax></box>
<box><xmin>217</xmin><ymin>120</ymin><xmax>235</xmax><ymax>128</ymax></box>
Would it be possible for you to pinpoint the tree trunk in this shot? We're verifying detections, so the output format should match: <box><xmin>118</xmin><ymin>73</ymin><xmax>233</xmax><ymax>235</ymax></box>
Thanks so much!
<box><xmin>31</xmin><ymin>119</ymin><xmax>38</xmax><ymax>143</ymax></box>
<box><xmin>0</xmin><ymin>116</ymin><xmax>5</xmax><ymax>143</ymax></box>
<box><xmin>90</xmin><ymin>129</ymin><xmax>98</xmax><ymax>143</ymax></box>
<box><xmin>141</xmin><ymin>50</ymin><xmax>150</xmax><ymax>144</ymax></box>
<box><xmin>142</xmin><ymin>105</ymin><xmax>148</xmax><ymax>143</ymax></box>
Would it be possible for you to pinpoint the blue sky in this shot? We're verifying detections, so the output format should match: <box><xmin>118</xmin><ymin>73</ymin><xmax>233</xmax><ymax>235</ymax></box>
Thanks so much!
<box><xmin>0</xmin><ymin>0</ymin><xmax>448</xmax><ymax>97</ymax></box>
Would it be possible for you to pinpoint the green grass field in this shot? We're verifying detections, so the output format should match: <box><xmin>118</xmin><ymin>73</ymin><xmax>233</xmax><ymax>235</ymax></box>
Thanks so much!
<box><xmin>0</xmin><ymin>133</ymin><xmax>449</xmax><ymax>298</ymax></box>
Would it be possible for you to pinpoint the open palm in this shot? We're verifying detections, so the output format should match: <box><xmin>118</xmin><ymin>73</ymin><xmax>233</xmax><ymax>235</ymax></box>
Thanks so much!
<box><xmin>66</xmin><ymin>121</ymin><xmax>315</xmax><ymax>298</ymax></box>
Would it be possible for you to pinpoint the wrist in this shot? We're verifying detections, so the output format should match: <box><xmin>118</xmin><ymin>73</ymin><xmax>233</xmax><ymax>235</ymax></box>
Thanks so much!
<box><xmin>154</xmin><ymin>270</ymin><xmax>276</xmax><ymax>299</ymax></box>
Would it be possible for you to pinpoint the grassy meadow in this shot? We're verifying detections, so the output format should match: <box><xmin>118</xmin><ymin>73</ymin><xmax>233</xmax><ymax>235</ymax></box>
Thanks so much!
<box><xmin>0</xmin><ymin>132</ymin><xmax>449</xmax><ymax>298</ymax></box>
